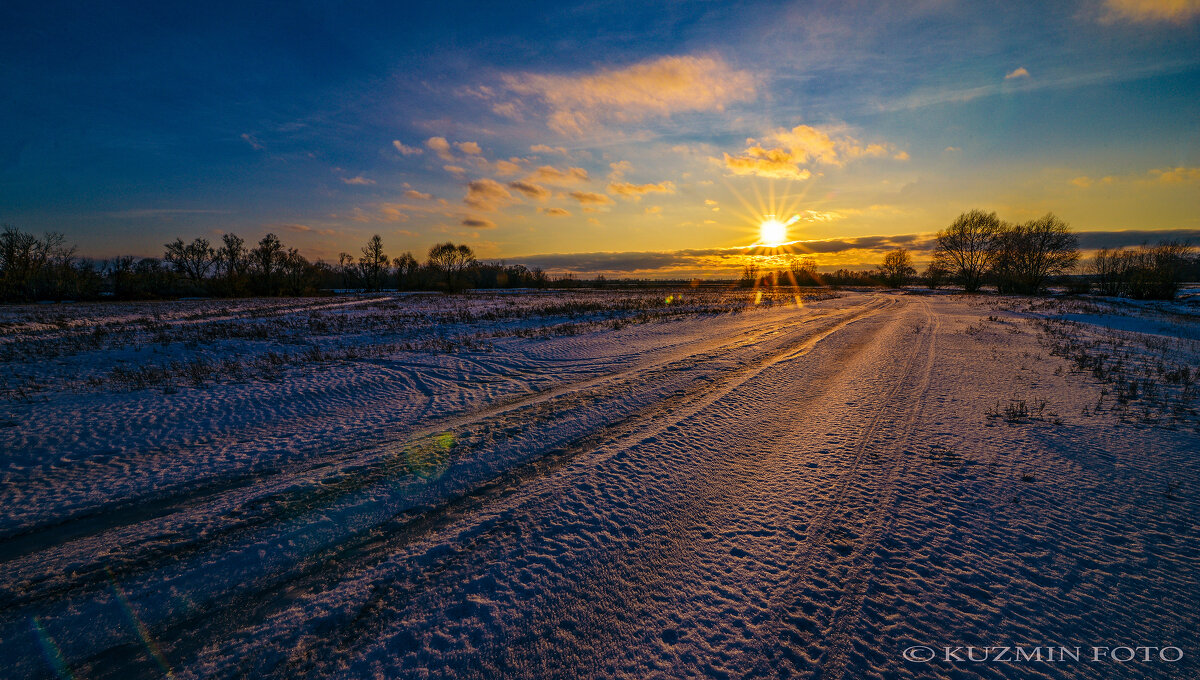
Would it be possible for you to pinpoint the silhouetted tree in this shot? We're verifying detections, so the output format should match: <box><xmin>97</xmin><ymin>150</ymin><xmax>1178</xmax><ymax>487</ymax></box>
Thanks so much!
<box><xmin>250</xmin><ymin>233</ymin><xmax>284</xmax><ymax>294</ymax></box>
<box><xmin>923</xmin><ymin>249</ymin><xmax>953</xmax><ymax>289</ymax></box>
<box><xmin>990</xmin><ymin>213</ymin><xmax>1079</xmax><ymax>294</ymax></box>
<box><xmin>164</xmin><ymin>237</ymin><xmax>216</xmax><ymax>282</ymax></box>
<box><xmin>739</xmin><ymin>263</ymin><xmax>760</xmax><ymax>288</ymax></box>
<box><xmin>360</xmin><ymin>234</ymin><xmax>388</xmax><ymax>291</ymax></box>
<box><xmin>879</xmin><ymin>248</ymin><xmax>916</xmax><ymax>288</ymax></box>
<box><xmin>937</xmin><ymin>210</ymin><xmax>1002</xmax><ymax>292</ymax></box>
<box><xmin>426</xmin><ymin>242</ymin><xmax>476</xmax><ymax>292</ymax></box>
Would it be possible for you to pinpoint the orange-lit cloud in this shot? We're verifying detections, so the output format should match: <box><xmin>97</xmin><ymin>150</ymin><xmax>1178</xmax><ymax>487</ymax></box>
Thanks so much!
<box><xmin>456</xmin><ymin>141</ymin><xmax>483</xmax><ymax>155</ymax></box>
<box><xmin>526</xmin><ymin>165</ymin><xmax>590</xmax><ymax>185</ymax></box>
<box><xmin>341</xmin><ymin>176</ymin><xmax>375</xmax><ymax>185</ymax></box>
<box><xmin>607</xmin><ymin>180</ymin><xmax>676</xmax><ymax>200</ymax></box>
<box><xmin>1101</xmin><ymin>0</ymin><xmax>1200</xmax><ymax>23</ymax></box>
<box><xmin>540</xmin><ymin>207</ymin><xmax>571</xmax><ymax>217</ymax></box>
<box><xmin>719</xmin><ymin>124</ymin><xmax>901</xmax><ymax>179</ymax></box>
<box><xmin>507</xmin><ymin>180</ymin><xmax>551</xmax><ymax>200</ymax></box>
<box><xmin>405</xmin><ymin>189</ymin><xmax>432</xmax><ymax>200</ymax></box>
<box><xmin>1005</xmin><ymin>67</ymin><xmax>1031</xmax><ymax>80</ymax></box>
<box><xmin>492</xmin><ymin>159</ymin><xmax>525</xmax><ymax>176</ymax></box>
<box><xmin>500</xmin><ymin>55</ymin><xmax>757</xmax><ymax>135</ymax></box>
<box><xmin>426</xmin><ymin>136</ymin><xmax>454</xmax><ymax>160</ymax></box>
<box><xmin>569</xmin><ymin>191</ymin><xmax>614</xmax><ymax>205</ymax></box>
<box><xmin>464</xmin><ymin>179</ymin><xmax>514</xmax><ymax>211</ymax></box>
<box><xmin>1151</xmin><ymin>165</ymin><xmax>1200</xmax><ymax>183</ymax></box>
<box><xmin>721</xmin><ymin>147</ymin><xmax>813</xmax><ymax>180</ymax></box>
<box><xmin>392</xmin><ymin>140</ymin><xmax>423</xmax><ymax>155</ymax></box>
<box><xmin>462</xmin><ymin>217</ymin><xmax>497</xmax><ymax>229</ymax></box>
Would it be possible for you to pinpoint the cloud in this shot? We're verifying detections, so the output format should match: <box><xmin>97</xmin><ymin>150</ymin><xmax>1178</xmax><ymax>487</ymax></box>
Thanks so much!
<box><xmin>241</xmin><ymin>133</ymin><xmax>264</xmax><ymax>151</ymax></box>
<box><xmin>644</xmin><ymin>206</ymin><xmax>663</xmax><ymax>215</ymax></box>
<box><xmin>461</xmin><ymin>217</ymin><xmax>497</xmax><ymax>229</ymax></box>
<box><xmin>444</xmin><ymin>165</ymin><xmax>467</xmax><ymax>175</ymax></box>
<box><xmin>569</xmin><ymin>191</ymin><xmax>614</xmax><ymax>205</ymax></box>
<box><xmin>456</xmin><ymin>141</ymin><xmax>482</xmax><ymax>155</ymax></box>
<box><xmin>1151</xmin><ymin>166</ymin><xmax>1200</xmax><ymax>183</ymax></box>
<box><xmin>1101</xmin><ymin>0</ymin><xmax>1200</xmax><ymax>23</ymax></box>
<box><xmin>500</xmin><ymin>55</ymin><xmax>757</xmax><ymax>135</ymax></box>
<box><xmin>464</xmin><ymin>179</ymin><xmax>514</xmax><ymax>211</ymax></box>
<box><xmin>530</xmin><ymin>144</ymin><xmax>570</xmax><ymax>155</ymax></box>
<box><xmin>1005</xmin><ymin>67</ymin><xmax>1031</xmax><ymax>80</ymax></box>
<box><xmin>1070</xmin><ymin>166</ymin><xmax>1197</xmax><ymax>187</ymax></box>
<box><xmin>341</xmin><ymin>176</ymin><xmax>375</xmax><ymax>185</ymax></box>
<box><xmin>405</xmin><ymin>189</ymin><xmax>432</xmax><ymax>200</ymax></box>
<box><xmin>607</xmin><ymin>180</ymin><xmax>676</xmax><ymax>200</ymax></box>
<box><xmin>526</xmin><ymin>165</ymin><xmax>590</xmax><ymax>186</ymax></box>
<box><xmin>426</xmin><ymin>136</ymin><xmax>454</xmax><ymax>160</ymax></box>
<box><xmin>507</xmin><ymin>180</ymin><xmax>551</xmax><ymax>200</ymax></box>
<box><xmin>1075</xmin><ymin>229</ymin><xmax>1200</xmax><ymax>248</ymax></box>
<box><xmin>278</xmin><ymin>223</ymin><xmax>338</xmax><ymax>236</ymax></box>
<box><xmin>392</xmin><ymin>140</ymin><xmax>423</xmax><ymax>155</ymax></box>
<box><xmin>721</xmin><ymin>147</ymin><xmax>813</xmax><ymax>180</ymax></box>
<box><xmin>540</xmin><ymin>207</ymin><xmax>571</xmax><ymax>217</ymax></box>
<box><xmin>492</xmin><ymin>102</ymin><xmax>521</xmax><ymax>119</ymax></box>
<box><xmin>719</xmin><ymin>125</ymin><xmax>900</xmax><ymax>179</ymax></box>
<box><xmin>492</xmin><ymin>159</ymin><xmax>524</xmax><ymax>176</ymax></box>
<box><xmin>379</xmin><ymin>205</ymin><xmax>410</xmax><ymax>222</ymax></box>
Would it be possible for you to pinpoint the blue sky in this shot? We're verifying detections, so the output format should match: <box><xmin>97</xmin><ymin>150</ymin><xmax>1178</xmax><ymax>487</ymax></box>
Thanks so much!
<box><xmin>2</xmin><ymin>0</ymin><xmax>1198</xmax><ymax>274</ymax></box>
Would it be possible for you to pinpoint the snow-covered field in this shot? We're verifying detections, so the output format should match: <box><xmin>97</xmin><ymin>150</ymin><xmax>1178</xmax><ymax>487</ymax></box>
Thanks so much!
<box><xmin>1</xmin><ymin>289</ymin><xmax>1197</xmax><ymax>679</ymax></box>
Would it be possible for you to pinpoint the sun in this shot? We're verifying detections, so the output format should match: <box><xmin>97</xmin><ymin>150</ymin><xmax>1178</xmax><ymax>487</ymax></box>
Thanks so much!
<box><xmin>759</xmin><ymin>215</ymin><xmax>789</xmax><ymax>246</ymax></box>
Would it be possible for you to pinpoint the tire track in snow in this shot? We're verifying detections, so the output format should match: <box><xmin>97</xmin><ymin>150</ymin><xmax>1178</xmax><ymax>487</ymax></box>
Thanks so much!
<box><xmin>732</xmin><ymin>297</ymin><xmax>937</xmax><ymax>676</ymax></box>
<box><xmin>811</xmin><ymin>300</ymin><xmax>939</xmax><ymax>680</ymax></box>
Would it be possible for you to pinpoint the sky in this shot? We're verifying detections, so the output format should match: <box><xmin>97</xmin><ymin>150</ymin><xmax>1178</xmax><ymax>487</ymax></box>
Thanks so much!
<box><xmin>2</xmin><ymin>0</ymin><xmax>1199</xmax><ymax>276</ymax></box>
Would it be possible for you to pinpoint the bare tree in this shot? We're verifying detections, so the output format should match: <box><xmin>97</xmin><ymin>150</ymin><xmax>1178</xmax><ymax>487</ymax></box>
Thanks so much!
<box><xmin>937</xmin><ymin>210</ymin><xmax>1002</xmax><ymax>292</ymax></box>
<box><xmin>923</xmin><ymin>249</ymin><xmax>953</xmax><ymax>289</ymax></box>
<box><xmin>250</xmin><ymin>233</ymin><xmax>284</xmax><ymax>293</ymax></box>
<box><xmin>990</xmin><ymin>213</ymin><xmax>1079</xmax><ymax>294</ymax></box>
<box><xmin>426</xmin><ymin>242</ymin><xmax>476</xmax><ymax>292</ymax></box>
<box><xmin>216</xmin><ymin>233</ymin><xmax>248</xmax><ymax>281</ymax></box>
<box><xmin>164</xmin><ymin>237</ymin><xmax>216</xmax><ymax>281</ymax></box>
<box><xmin>392</xmin><ymin>252</ymin><xmax>419</xmax><ymax>289</ymax></box>
<box><xmin>879</xmin><ymin>247</ymin><xmax>916</xmax><ymax>288</ymax></box>
<box><xmin>359</xmin><ymin>234</ymin><xmax>388</xmax><ymax>291</ymax></box>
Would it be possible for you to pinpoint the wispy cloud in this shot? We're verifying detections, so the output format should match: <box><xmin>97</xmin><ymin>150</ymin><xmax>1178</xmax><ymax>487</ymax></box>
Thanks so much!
<box><xmin>525</xmin><ymin>165</ymin><xmax>590</xmax><ymax>186</ymax></box>
<box><xmin>608</xmin><ymin>180</ymin><xmax>676</xmax><ymax>200</ymax></box>
<box><xmin>1100</xmin><ymin>0</ymin><xmax>1200</xmax><ymax>23</ymax></box>
<box><xmin>568</xmin><ymin>191</ymin><xmax>614</xmax><ymax>205</ymax></box>
<box><xmin>464</xmin><ymin>179</ymin><xmax>515</xmax><ymax>211</ymax></box>
<box><xmin>881</xmin><ymin>60</ymin><xmax>1200</xmax><ymax>112</ymax></box>
<box><xmin>719</xmin><ymin>124</ymin><xmax>899</xmax><ymax>179</ymax></box>
<box><xmin>240</xmin><ymin>133</ymin><xmax>264</xmax><ymax>151</ymax></box>
<box><xmin>508</xmin><ymin>180</ymin><xmax>551</xmax><ymax>200</ymax></box>
<box><xmin>392</xmin><ymin>140</ymin><xmax>423</xmax><ymax>155</ymax></box>
<box><xmin>461</xmin><ymin>217</ymin><xmax>497</xmax><ymax>229</ymax></box>
<box><xmin>1005</xmin><ymin>67</ymin><xmax>1031</xmax><ymax>80</ymax></box>
<box><xmin>498</xmin><ymin>55</ymin><xmax>757</xmax><ymax>135</ymax></box>
<box><xmin>341</xmin><ymin>176</ymin><xmax>375</xmax><ymax>185</ymax></box>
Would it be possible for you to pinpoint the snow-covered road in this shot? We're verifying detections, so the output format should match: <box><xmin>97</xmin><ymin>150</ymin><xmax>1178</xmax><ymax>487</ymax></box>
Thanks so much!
<box><xmin>2</xmin><ymin>292</ymin><xmax>1197</xmax><ymax>679</ymax></box>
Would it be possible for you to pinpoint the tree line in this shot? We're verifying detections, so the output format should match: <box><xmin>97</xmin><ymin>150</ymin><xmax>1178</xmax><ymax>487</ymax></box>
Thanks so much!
<box><xmin>0</xmin><ymin>226</ymin><xmax>556</xmax><ymax>302</ymax></box>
